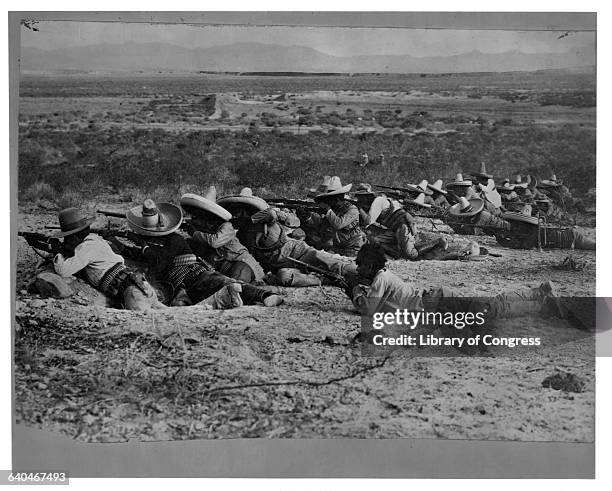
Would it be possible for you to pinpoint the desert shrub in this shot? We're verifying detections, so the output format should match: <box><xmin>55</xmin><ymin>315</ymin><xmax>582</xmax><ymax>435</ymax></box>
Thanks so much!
<box><xmin>20</xmin><ymin>181</ymin><xmax>56</xmax><ymax>203</ymax></box>
<box><xmin>18</xmin><ymin>122</ymin><xmax>596</xmax><ymax>203</ymax></box>
<box><xmin>55</xmin><ymin>189</ymin><xmax>83</xmax><ymax>209</ymax></box>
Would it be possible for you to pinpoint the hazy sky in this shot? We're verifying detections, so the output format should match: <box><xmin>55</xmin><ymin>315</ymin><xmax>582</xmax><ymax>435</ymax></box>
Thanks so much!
<box><xmin>21</xmin><ymin>21</ymin><xmax>595</xmax><ymax>57</ymax></box>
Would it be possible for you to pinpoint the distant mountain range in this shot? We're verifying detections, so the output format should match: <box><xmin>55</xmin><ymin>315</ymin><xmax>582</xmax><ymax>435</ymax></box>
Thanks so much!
<box><xmin>20</xmin><ymin>42</ymin><xmax>596</xmax><ymax>74</ymax></box>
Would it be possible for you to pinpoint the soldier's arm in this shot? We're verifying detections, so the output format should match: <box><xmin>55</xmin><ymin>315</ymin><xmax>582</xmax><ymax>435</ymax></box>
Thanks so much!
<box><xmin>192</xmin><ymin>222</ymin><xmax>235</xmax><ymax>249</ymax></box>
<box><xmin>53</xmin><ymin>241</ymin><xmax>91</xmax><ymax>278</ymax></box>
<box><xmin>325</xmin><ymin>205</ymin><xmax>359</xmax><ymax>230</ymax></box>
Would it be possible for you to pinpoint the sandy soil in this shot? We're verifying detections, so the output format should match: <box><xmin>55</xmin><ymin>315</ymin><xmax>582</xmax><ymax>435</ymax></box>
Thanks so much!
<box><xmin>13</xmin><ymin>203</ymin><xmax>596</xmax><ymax>443</ymax></box>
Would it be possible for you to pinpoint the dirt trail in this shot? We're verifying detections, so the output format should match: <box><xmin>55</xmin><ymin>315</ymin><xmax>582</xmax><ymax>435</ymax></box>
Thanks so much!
<box><xmin>14</xmin><ymin>205</ymin><xmax>596</xmax><ymax>443</ymax></box>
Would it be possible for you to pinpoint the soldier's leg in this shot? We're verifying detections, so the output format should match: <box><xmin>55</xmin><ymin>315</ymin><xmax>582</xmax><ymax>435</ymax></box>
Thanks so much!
<box><xmin>186</xmin><ymin>271</ymin><xmax>235</xmax><ymax>303</ymax></box>
<box><xmin>221</xmin><ymin>261</ymin><xmax>257</xmax><ymax>283</ymax></box>
<box><xmin>239</xmin><ymin>283</ymin><xmax>284</xmax><ymax>306</ymax></box>
<box><xmin>485</xmin><ymin>281</ymin><xmax>559</xmax><ymax>318</ymax></box>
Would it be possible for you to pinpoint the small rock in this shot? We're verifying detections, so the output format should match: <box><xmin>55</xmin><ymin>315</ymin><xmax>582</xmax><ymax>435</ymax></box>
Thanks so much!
<box><xmin>476</xmin><ymin>405</ymin><xmax>486</xmax><ymax>415</ymax></box>
<box><xmin>34</xmin><ymin>272</ymin><xmax>74</xmax><ymax>299</ymax></box>
<box><xmin>30</xmin><ymin>299</ymin><xmax>45</xmax><ymax>309</ymax></box>
<box><xmin>542</xmin><ymin>372</ymin><xmax>586</xmax><ymax>393</ymax></box>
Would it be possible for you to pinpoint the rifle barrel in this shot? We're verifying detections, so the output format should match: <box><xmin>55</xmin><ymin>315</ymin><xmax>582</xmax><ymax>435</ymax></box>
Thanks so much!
<box><xmin>97</xmin><ymin>209</ymin><xmax>127</xmax><ymax>218</ymax></box>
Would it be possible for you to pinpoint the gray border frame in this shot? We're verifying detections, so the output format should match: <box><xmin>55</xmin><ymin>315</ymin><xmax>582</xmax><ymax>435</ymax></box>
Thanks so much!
<box><xmin>10</xmin><ymin>11</ymin><xmax>596</xmax><ymax>478</ymax></box>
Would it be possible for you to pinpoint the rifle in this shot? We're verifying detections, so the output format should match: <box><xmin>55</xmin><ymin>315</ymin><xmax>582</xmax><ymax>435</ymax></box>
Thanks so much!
<box><xmin>18</xmin><ymin>231</ymin><xmax>62</xmax><ymax>256</ymax></box>
<box><xmin>97</xmin><ymin>209</ymin><xmax>127</xmax><ymax>218</ymax></box>
<box><xmin>266</xmin><ymin>199</ymin><xmax>322</xmax><ymax>213</ymax></box>
<box><xmin>285</xmin><ymin>257</ymin><xmax>349</xmax><ymax>289</ymax></box>
<box><xmin>373</xmin><ymin>183</ymin><xmax>418</xmax><ymax>194</ymax></box>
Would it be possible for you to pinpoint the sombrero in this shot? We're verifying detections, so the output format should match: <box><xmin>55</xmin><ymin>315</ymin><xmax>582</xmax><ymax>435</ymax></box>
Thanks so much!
<box><xmin>180</xmin><ymin>187</ymin><xmax>232</xmax><ymax>221</ymax></box>
<box><xmin>496</xmin><ymin>179</ymin><xmax>516</xmax><ymax>192</ymax></box>
<box><xmin>308</xmin><ymin>176</ymin><xmax>332</xmax><ymax>197</ymax></box>
<box><xmin>512</xmin><ymin>174</ymin><xmax>529</xmax><ymax>188</ymax></box>
<box><xmin>427</xmin><ymin>179</ymin><xmax>447</xmax><ymax>195</ymax></box>
<box><xmin>217</xmin><ymin>187</ymin><xmax>269</xmax><ymax>213</ymax></box>
<box><xmin>52</xmin><ymin>208</ymin><xmax>96</xmax><ymax>238</ymax></box>
<box><xmin>413</xmin><ymin>179</ymin><xmax>433</xmax><ymax>196</ymax></box>
<box><xmin>501</xmin><ymin>211</ymin><xmax>539</xmax><ymax>226</ymax></box>
<box><xmin>448</xmin><ymin>197</ymin><xmax>485</xmax><ymax>218</ymax></box>
<box><xmin>403</xmin><ymin>193</ymin><xmax>432</xmax><ymax>209</ymax></box>
<box><xmin>538</xmin><ymin>174</ymin><xmax>562</xmax><ymax>188</ymax></box>
<box><xmin>446</xmin><ymin>173</ymin><xmax>473</xmax><ymax>188</ymax></box>
<box><xmin>353</xmin><ymin>182</ymin><xmax>375</xmax><ymax>196</ymax></box>
<box><xmin>126</xmin><ymin>199</ymin><xmax>183</xmax><ymax>237</ymax></box>
<box><xmin>315</xmin><ymin>176</ymin><xmax>352</xmax><ymax>199</ymax></box>
<box><xmin>469</xmin><ymin>162</ymin><xmax>493</xmax><ymax>180</ymax></box>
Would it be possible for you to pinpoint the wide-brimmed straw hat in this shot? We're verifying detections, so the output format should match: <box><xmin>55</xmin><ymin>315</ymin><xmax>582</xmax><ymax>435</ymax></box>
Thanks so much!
<box><xmin>53</xmin><ymin>208</ymin><xmax>96</xmax><ymax>238</ymax></box>
<box><xmin>446</xmin><ymin>173</ymin><xmax>473</xmax><ymax>188</ymax></box>
<box><xmin>403</xmin><ymin>193</ymin><xmax>432</xmax><ymax>209</ymax></box>
<box><xmin>448</xmin><ymin>197</ymin><xmax>485</xmax><ymax>218</ymax></box>
<box><xmin>496</xmin><ymin>179</ymin><xmax>516</xmax><ymax>192</ymax></box>
<box><xmin>538</xmin><ymin>174</ymin><xmax>562</xmax><ymax>188</ymax></box>
<box><xmin>217</xmin><ymin>187</ymin><xmax>269</xmax><ymax>213</ymax></box>
<box><xmin>126</xmin><ymin>199</ymin><xmax>183</xmax><ymax>237</ymax></box>
<box><xmin>501</xmin><ymin>211</ymin><xmax>539</xmax><ymax>226</ymax></box>
<box><xmin>512</xmin><ymin>174</ymin><xmax>529</xmax><ymax>188</ymax></box>
<box><xmin>308</xmin><ymin>175</ymin><xmax>332</xmax><ymax>197</ymax></box>
<box><xmin>353</xmin><ymin>182</ymin><xmax>375</xmax><ymax>196</ymax></box>
<box><xmin>315</xmin><ymin>176</ymin><xmax>352</xmax><ymax>199</ymax></box>
<box><xmin>427</xmin><ymin>179</ymin><xmax>447</xmax><ymax>195</ymax></box>
<box><xmin>413</xmin><ymin>179</ymin><xmax>433</xmax><ymax>196</ymax></box>
<box><xmin>180</xmin><ymin>187</ymin><xmax>232</xmax><ymax>221</ymax></box>
<box><xmin>469</xmin><ymin>162</ymin><xmax>493</xmax><ymax>180</ymax></box>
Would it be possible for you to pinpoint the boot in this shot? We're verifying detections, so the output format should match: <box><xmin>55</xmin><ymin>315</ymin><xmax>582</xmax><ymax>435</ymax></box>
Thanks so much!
<box><xmin>197</xmin><ymin>283</ymin><xmax>243</xmax><ymax>309</ymax></box>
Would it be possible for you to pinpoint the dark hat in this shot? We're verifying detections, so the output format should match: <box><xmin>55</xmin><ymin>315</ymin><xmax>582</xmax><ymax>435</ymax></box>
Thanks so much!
<box><xmin>53</xmin><ymin>208</ymin><xmax>95</xmax><ymax>238</ymax></box>
<box><xmin>126</xmin><ymin>199</ymin><xmax>183</xmax><ymax>237</ymax></box>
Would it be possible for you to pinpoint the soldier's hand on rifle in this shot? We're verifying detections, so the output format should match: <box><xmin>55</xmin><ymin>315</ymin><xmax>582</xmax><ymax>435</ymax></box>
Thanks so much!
<box><xmin>49</xmin><ymin>238</ymin><xmax>63</xmax><ymax>255</ymax></box>
<box><xmin>318</xmin><ymin>201</ymin><xmax>331</xmax><ymax>212</ymax></box>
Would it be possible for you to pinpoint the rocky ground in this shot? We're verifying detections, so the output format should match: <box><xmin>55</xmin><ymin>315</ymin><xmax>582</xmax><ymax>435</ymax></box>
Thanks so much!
<box><xmin>14</xmin><ymin>203</ymin><xmax>596</xmax><ymax>443</ymax></box>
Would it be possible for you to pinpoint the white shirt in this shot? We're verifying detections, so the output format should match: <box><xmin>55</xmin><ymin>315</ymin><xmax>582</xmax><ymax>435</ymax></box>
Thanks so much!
<box><xmin>366</xmin><ymin>196</ymin><xmax>402</xmax><ymax>226</ymax></box>
<box><xmin>352</xmin><ymin>269</ymin><xmax>423</xmax><ymax>315</ymax></box>
<box><xmin>53</xmin><ymin>233</ymin><xmax>124</xmax><ymax>287</ymax></box>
